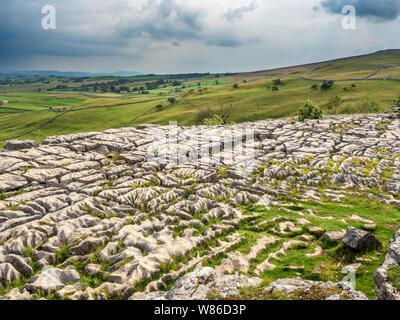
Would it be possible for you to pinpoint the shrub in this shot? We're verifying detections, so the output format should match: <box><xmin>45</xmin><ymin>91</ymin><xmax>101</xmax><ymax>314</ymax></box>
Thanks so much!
<box><xmin>311</xmin><ymin>84</ymin><xmax>318</xmax><ymax>90</ymax></box>
<box><xmin>218</xmin><ymin>104</ymin><xmax>234</xmax><ymax>123</ymax></box>
<box><xmin>195</xmin><ymin>104</ymin><xmax>234</xmax><ymax>125</ymax></box>
<box><xmin>298</xmin><ymin>100</ymin><xmax>323</xmax><ymax>121</ymax></box>
<box><xmin>233</xmin><ymin>83</ymin><xmax>239</xmax><ymax>89</ymax></box>
<box><xmin>321</xmin><ymin>80</ymin><xmax>334</xmax><ymax>90</ymax></box>
<box><xmin>155</xmin><ymin>104</ymin><xmax>163</xmax><ymax>111</ymax></box>
<box><xmin>360</xmin><ymin>98</ymin><xmax>379</xmax><ymax>113</ymax></box>
<box><xmin>271</xmin><ymin>86</ymin><xmax>279</xmax><ymax>92</ymax></box>
<box><xmin>327</xmin><ymin>96</ymin><xmax>343</xmax><ymax>114</ymax></box>
<box><xmin>273</xmin><ymin>79</ymin><xmax>283</xmax><ymax>86</ymax></box>
<box><xmin>393</xmin><ymin>96</ymin><xmax>400</xmax><ymax>114</ymax></box>
<box><xmin>194</xmin><ymin>106</ymin><xmax>214</xmax><ymax>124</ymax></box>
<box><xmin>203</xmin><ymin>114</ymin><xmax>226</xmax><ymax>126</ymax></box>
<box><xmin>168</xmin><ymin>97</ymin><xmax>176</xmax><ymax>104</ymax></box>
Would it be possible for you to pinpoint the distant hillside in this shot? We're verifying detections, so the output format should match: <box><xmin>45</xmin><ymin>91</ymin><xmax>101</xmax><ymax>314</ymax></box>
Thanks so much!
<box><xmin>233</xmin><ymin>49</ymin><xmax>400</xmax><ymax>79</ymax></box>
<box><xmin>0</xmin><ymin>70</ymin><xmax>144</xmax><ymax>78</ymax></box>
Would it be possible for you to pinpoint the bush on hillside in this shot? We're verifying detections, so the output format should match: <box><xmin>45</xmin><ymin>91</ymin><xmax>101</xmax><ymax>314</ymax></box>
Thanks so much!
<box><xmin>340</xmin><ymin>99</ymin><xmax>379</xmax><ymax>114</ymax></box>
<box><xmin>360</xmin><ymin>98</ymin><xmax>379</xmax><ymax>113</ymax></box>
<box><xmin>195</xmin><ymin>104</ymin><xmax>234</xmax><ymax>125</ymax></box>
<box><xmin>298</xmin><ymin>100</ymin><xmax>323</xmax><ymax>122</ymax></box>
<box><xmin>195</xmin><ymin>106</ymin><xmax>214</xmax><ymax>124</ymax></box>
<box><xmin>203</xmin><ymin>114</ymin><xmax>226</xmax><ymax>126</ymax></box>
<box><xmin>271</xmin><ymin>86</ymin><xmax>279</xmax><ymax>92</ymax></box>
<box><xmin>327</xmin><ymin>96</ymin><xmax>343</xmax><ymax>114</ymax></box>
<box><xmin>393</xmin><ymin>96</ymin><xmax>400</xmax><ymax>114</ymax></box>
<box><xmin>320</xmin><ymin>80</ymin><xmax>334</xmax><ymax>90</ymax></box>
<box><xmin>233</xmin><ymin>83</ymin><xmax>239</xmax><ymax>89</ymax></box>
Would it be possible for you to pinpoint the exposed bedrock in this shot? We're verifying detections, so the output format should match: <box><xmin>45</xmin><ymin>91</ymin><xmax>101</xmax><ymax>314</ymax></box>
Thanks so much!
<box><xmin>0</xmin><ymin>114</ymin><xmax>399</xmax><ymax>299</ymax></box>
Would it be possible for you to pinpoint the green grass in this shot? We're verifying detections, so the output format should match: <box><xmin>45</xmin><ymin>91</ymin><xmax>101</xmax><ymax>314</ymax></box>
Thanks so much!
<box><xmin>2</xmin><ymin>50</ymin><xmax>400</xmax><ymax>147</ymax></box>
<box><xmin>56</xmin><ymin>245</ymin><xmax>71</xmax><ymax>265</ymax></box>
<box><xmin>132</xmin><ymin>77</ymin><xmax>400</xmax><ymax>126</ymax></box>
<box><xmin>387</xmin><ymin>266</ymin><xmax>400</xmax><ymax>291</ymax></box>
<box><xmin>0</xmin><ymin>98</ymin><xmax>168</xmax><ymax>147</ymax></box>
<box><xmin>211</xmin><ymin>283</ymin><xmax>346</xmax><ymax>300</ymax></box>
<box><xmin>0</xmin><ymin>92</ymin><xmax>86</xmax><ymax>110</ymax></box>
<box><xmin>304</xmin><ymin>50</ymin><xmax>400</xmax><ymax>80</ymax></box>
<box><xmin>201</xmin><ymin>196</ymin><xmax>400</xmax><ymax>300</ymax></box>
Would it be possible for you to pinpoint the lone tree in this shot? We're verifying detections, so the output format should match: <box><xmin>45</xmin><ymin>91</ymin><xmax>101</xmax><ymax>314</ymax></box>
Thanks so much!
<box><xmin>273</xmin><ymin>79</ymin><xmax>283</xmax><ymax>86</ymax></box>
<box><xmin>233</xmin><ymin>83</ymin><xmax>239</xmax><ymax>89</ymax></box>
<box><xmin>298</xmin><ymin>100</ymin><xmax>323</xmax><ymax>122</ymax></box>
<box><xmin>168</xmin><ymin>97</ymin><xmax>176</xmax><ymax>104</ymax></box>
<box><xmin>321</xmin><ymin>80</ymin><xmax>334</xmax><ymax>90</ymax></box>
<box><xmin>327</xmin><ymin>96</ymin><xmax>343</xmax><ymax>114</ymax></box>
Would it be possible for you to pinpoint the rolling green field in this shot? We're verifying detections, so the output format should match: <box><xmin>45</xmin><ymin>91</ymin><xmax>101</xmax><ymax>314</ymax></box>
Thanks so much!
<box><xmin>2</xmin><ymin>49</ymin><xmax>400</xmax><ymax>147</ymax></box>
<box><xmin>0</xmin><ymin>92</ymin><xmax>86</xmax><ymax>110</ymax></box>
<box><xmin>0</xmin><ymin>98</ymin><xmax>170</xmax><ymax>144</ymax></box>
<box><xmin>133</xmin><ymin>78</ymin><xmax>400</xmax><ymax>125</ymax></box>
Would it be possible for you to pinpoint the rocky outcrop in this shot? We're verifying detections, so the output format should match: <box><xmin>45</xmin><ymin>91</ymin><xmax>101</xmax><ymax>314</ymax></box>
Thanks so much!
<box><xmin>133</xmin><ymin>268</ymin><xmax>368</xmax><ymax>300</ymax></box>
<box><xmin>3</xmin><ymin>140</ymin><xmax>39</xmax><ymax>151</ymax></box>
<box><xmin>342</xmin><ymin>227</ymin><xmax>382</xmax><ymax>251</ymax></box>
<box><xmin>0</xmin><ymin>114</ymin><xmax>399</xmax><ymax>300</ymax></box>
<box><xmin>374</xmin><ymin>230</ymin><xmax>400</xmax><ymax>300</ymax></box>
<box><xmin>265</xmin><ymin>278</ymin><xmax>368</xmax><ymax>300</ymax></box>
<box><xmin>323</xmin><ymin>231</ymin><xmax>346</xmax><ymax>243</ymax></box>
<box><xmin>24</xmin><ymin>266</ymin><xmax>81</xmax><ymax>294</ymax></box>
<box><xmin>131</xmin><ymin>267</ymin><xmax>262</xmax><ymax>300</ymax></box>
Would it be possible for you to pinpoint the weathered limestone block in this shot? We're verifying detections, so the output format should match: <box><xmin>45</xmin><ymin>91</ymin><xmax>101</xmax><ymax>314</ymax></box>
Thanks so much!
<box><xmin>4</xmin><ymin>140</ymin><xmax>39</xmax><ymax>151</ymax></box>
<box><xmin>342</xmin><ymin>227</ymin><xmax>382</xmax><ymax>251</ymax></box>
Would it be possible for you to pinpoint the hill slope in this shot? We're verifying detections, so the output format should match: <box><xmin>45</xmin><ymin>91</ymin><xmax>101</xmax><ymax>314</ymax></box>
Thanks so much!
<box><xmin>1</xmin><ymin>49</ymin><xmax>400</xmax><ymax>146</ymax></box>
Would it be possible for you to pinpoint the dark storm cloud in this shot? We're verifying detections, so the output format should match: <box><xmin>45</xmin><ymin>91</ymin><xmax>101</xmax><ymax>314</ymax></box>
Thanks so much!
<box><xmin>319</xmin><ymin>0</ymin><xmax>400</xmax><ymax>21</ymax></box>
<box><xmin>0</xmin><ymin>0</ymin><xmax>260</xmax><ymax>70</ymax></box>
<box><xmin>0</xmin><ymin>0</ymin><xmax>127</xmax><ymax>63</ymax></box>
<box><xmin>116</xmin><ymin>0</ymin><xmax>255</xmax><ymax>47</ymax></box>
<box><xmin>117</xmin><ymin>0</ymin><xmax>204</xmax><ymax>40</ymax></box>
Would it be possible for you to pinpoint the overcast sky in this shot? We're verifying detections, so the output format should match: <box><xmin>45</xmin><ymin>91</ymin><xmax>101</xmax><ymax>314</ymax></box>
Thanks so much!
<box><xmin>1</xmin><ymin>0</ymin><xmax>400</xmax><ymax>74</ymax></box>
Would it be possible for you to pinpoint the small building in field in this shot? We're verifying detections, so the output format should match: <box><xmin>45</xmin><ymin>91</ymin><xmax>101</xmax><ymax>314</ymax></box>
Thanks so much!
<box><xmin>120</xmin><ymin>90</ymin><xmax>128</xmax><ymax>94</ymax></box>
<box><xmin>1</xmin><ymin>100</ymin><xmax>8</xmax><ymax>105</ymax></box>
